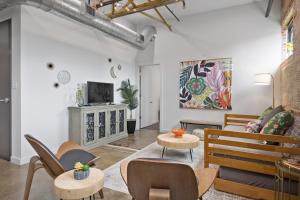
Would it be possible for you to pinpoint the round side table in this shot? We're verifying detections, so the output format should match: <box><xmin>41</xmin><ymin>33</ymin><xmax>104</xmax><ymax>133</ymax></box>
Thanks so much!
<box><xmin>275</xmin><ymin>159</ymin><xmax>300</xmax><ymax>200</ymax></box>
<box><xmin>157</xmin><ymin>133</ymin><xmax>199</xmax><ymax>161</ymax></box>
<box><xmin>54</xmin><ymin>168</ymin><xmax>104</xmax><ymax>200</ymax></box>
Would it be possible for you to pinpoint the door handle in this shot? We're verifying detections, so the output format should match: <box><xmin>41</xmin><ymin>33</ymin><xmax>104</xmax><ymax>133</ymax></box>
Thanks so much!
<box><xmin>0</xmin><ymin>98</ymin><xmax>10</xmax><ymax>103</ymax></box>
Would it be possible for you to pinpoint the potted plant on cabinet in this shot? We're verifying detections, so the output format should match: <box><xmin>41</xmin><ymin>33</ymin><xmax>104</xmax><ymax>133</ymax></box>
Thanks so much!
<box><xmin>117</xmin><ymin>79</ymin><xmax>138</xmax><ymax>134</ymax></box>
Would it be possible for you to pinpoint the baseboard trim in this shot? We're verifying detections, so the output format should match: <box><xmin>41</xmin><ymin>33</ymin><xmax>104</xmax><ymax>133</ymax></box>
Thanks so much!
<box><xmin>10</xmin><ymin>156</ymin><xmax>21</xmax><ymax>165</ymax></box>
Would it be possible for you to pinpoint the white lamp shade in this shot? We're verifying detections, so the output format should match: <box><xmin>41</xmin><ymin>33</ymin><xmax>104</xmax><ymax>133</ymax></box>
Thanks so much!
<box><xmin>255</xmin><ymin>73</ymin><xmax>272</xmax><ymax>85</ymax></box>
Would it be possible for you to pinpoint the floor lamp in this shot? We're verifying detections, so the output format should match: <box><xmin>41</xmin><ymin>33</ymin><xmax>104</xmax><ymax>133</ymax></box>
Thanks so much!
<box><xmin>255</xmin><ymin>73</ymin><xmax>275</xmax><ymax>108</ymax></box>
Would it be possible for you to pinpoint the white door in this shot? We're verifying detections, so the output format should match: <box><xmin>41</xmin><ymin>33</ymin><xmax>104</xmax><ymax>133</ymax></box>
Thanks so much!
<box><xmin>140</xmin><ymin>65</ymin><xmax>161</xmax><ymax>128</ymax></box>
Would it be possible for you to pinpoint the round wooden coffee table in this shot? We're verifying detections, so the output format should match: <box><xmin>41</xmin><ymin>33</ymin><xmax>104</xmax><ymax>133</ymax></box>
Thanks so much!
<box><xmin>54</xmin><ymin>168</ymin><xmax>104</xmax><ymax>200</ymax></box>
<box><xmin>157</xmin><ymin>133</ymin><xmax>199</xmax><ymax>161</ymax></box>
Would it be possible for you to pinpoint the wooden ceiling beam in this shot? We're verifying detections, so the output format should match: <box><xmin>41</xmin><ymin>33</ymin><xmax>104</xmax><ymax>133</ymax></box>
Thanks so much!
<box><xmin>107</xmin><ymin>0</ymin><xmax>183</xmax><ymax>18</ymax></box>
<box><xmin>153</xmin><ymin>7</ymin><xmax>172</xmax><ymax>31</ymax></box>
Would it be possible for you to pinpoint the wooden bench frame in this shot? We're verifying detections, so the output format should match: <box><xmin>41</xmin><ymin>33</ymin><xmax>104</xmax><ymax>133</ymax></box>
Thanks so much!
<box><xmin>204</xmin><ymin>114</ymin><xmax>300</xmax><ymax>200</ymax></box>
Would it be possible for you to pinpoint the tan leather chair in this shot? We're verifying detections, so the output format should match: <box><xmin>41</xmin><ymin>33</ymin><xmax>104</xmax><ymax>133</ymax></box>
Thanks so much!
<box><xmin>24</xmin><ymin>134</ymin><xmax>103</xmax><ymax>200</ymax></box>
<box><xmin>120</xmin><ymin>159</ymin><xmax>218</xmax><ymax>200</ymax></box>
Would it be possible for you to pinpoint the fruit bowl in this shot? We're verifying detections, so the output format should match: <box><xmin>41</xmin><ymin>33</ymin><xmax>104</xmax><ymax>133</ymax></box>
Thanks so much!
<box><xmin>172</xmin><ymin>128</ymin><xmax>185</xmax><ymax>138</ymax></box>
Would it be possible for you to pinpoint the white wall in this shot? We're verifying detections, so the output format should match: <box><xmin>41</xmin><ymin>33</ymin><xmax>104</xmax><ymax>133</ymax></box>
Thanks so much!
<box><xmin>18</xmin><ymin>6</ymin><xmax>138</xmax><ymax>164</ymax></box>
<box><xmin>0</xmin><ymin>6</ymin><xmax>22</xmax><ymax>164</ymax></box>
<box><xmin>153</xmin><ymin>1</ymin><xmax>282</xmax><ymax>131</ymax></box>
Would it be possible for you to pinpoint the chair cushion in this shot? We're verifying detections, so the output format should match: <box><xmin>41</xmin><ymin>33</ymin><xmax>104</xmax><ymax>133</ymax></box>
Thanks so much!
<box><xmin>59</xmin><ymin>149</ymin><xmax>96</xmax><ymax>171</ymax></box>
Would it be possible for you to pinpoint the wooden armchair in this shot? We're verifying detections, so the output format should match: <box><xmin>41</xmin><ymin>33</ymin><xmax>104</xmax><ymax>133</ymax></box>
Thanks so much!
<box><xmin>24</xmin><ymin>134</ymin><xmax>102</xmax><ymax>200</ymax></box>
<box><xmin>204</xmin><ymin>114</ymin><xmax>300</xmax><ymax>200</ymax></box>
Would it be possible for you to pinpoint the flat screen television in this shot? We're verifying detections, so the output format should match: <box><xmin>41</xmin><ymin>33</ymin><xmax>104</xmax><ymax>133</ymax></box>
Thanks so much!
<box><xmin>87</xmin><ymin>81</ymin><xmax>114</xmax><ymax>104</ymax></box>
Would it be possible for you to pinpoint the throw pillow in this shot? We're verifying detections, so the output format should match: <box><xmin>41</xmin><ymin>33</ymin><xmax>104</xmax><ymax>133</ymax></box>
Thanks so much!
<box><xmin>260</xmin><ymin>105</ymin><xmax>284</xmax><ymax>128</ymax></box>
<box><xmin>261</xmin><ymin>111</ymin><xmax>294</xmax><ymax>136</ymax></box>
<box><xmin>258</xmin><ymin>106</ymin><xmax>273</xmax><ymax>120</ymax></box>
<box><xmin>245</xmin><ymin>120</ymin><xmax>262</xmax><ymax>133</ymax></box>
<box><xmin>284</xmin><ymin>114</ymin><xmax>300</xmax><ymax>148</ymax></box>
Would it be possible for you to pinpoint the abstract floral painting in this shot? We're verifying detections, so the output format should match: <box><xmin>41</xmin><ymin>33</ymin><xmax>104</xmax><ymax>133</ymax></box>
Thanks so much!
<box><xmin>179</xmin><ymin>58</ymin><xmax>232</xmax><ymax>110</ymax></box>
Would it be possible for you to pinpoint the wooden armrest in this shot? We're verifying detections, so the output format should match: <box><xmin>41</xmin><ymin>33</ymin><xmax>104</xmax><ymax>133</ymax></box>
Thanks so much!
<box><xmin>149</xmin><ymin>189</ymin><xmax>170</xmax><ymax>200</ymax></box>
<box><xmin>56</xmin><ymin>141</ymin><xmax>82</xmax><ymax>159</ymax></box>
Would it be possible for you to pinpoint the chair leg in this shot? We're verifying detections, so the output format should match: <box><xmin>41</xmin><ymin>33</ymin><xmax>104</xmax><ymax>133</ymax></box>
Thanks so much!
<box><xmin>23</xmin><ymin>156</ymin><xmax>43</xmax><ymax>200</ymax></box>
<box><xmin>99</xmin><ymin>189</ymin><xmax>104</xmax><ymax>199</ymax></box>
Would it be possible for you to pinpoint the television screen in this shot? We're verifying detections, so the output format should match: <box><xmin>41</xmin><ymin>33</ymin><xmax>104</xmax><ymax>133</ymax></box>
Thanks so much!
<box><xmin>87</xmin><ymin>81</ymin><xmax>114</xmax><ymax>104</ymax></box>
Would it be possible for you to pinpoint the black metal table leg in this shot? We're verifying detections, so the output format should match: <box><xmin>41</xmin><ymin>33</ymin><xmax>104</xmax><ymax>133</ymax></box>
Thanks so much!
<box><xmin>99</xmin><ymin>189</ymin><xmax>104</xmax><ymax>199</ymax></box>
<box><xmin>162</xmin><ymin>147</ymin><xmax>166</xmax><ymax>158</ymax></box>
<box><xmin>190</xmin><ymin>149</ymin><xmax>193</xmax><ymax>162</ymax></box>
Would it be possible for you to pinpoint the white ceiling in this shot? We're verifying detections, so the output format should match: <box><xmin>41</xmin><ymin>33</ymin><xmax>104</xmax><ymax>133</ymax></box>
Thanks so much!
<box><xmin>112</xmin><ymin>0</ymin><xmax>264</xmax><ymax>25</ymax></box>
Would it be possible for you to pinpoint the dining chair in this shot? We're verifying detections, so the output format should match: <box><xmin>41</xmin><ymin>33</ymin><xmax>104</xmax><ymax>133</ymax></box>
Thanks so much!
<box><xmin>120</xmin><ymin>158</ymin><xmax>217</xmax><ymax>200</ymax></box>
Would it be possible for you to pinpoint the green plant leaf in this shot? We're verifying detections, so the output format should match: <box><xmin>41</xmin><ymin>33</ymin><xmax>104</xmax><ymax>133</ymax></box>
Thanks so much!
<box><xmin>117</xmin><ymin>79</ymin><xmax>138</xmax><ymax>116</ymax></box>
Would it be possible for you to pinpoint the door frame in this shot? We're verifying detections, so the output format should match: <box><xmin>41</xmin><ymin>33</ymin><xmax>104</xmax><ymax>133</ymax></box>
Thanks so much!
<box><xmin>0</xmin><ymin>19</ymin><xmax>12</xmax><ymax>160</ymax></box>
<box><xmin>139</xmin><ymin>64</ymin><xmax>161</xmax><ymax>130</ymax></box>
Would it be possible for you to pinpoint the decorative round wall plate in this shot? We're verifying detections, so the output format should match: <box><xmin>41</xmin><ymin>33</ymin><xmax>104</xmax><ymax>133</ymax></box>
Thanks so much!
<box><xmin>57</xmin><ymin>70</ymin><xmax>71</xmax><ymax>84</ymax></box>
<box><xmin>117</xmin><ymin>64</ymin><xmax>122</xmax><ymax>70</ymax></box>
<box><xmin>110</xmin><ymin>66</ymin><xmax>117</xmax><ymax>79</ymax></box>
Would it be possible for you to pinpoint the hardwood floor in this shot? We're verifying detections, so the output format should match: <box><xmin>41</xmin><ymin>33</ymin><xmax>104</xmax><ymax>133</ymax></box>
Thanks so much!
<box><xmin>109</xmin><ymin>129</ymin><xmax>161</xmax><ymax>150</ymax></box>
<box><xmin>0</xmin><ymin>128</ymin><xmax>160</xmax><ymax>200</ymax></box>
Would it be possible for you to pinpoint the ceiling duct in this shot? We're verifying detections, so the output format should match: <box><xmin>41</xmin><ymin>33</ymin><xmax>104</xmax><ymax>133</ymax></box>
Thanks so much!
<box><xmin>0</xmin><ymin>0</ymin><xmax>156</xmax><ymax>49</ymax></box>
<box><xmin>139</xmin><ymin>25</ymin><xmax>157</xmax><ymax>48</ymax></box>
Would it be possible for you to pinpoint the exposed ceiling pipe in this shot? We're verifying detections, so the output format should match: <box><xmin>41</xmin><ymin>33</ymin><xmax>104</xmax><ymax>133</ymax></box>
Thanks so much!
<box><xmin>0</xmin><ymin>0</ymin><xmax>156</xmax><ymax>49</ymax></box>
<box><xmin>265</xmin><ymin>0</ymin><xmax>273</xmax><ymax>18</ymax></box>
<box><xmin>140</xmin><ymin>25</ymin><xmax>157</xmax><ymax>41</ymax></box>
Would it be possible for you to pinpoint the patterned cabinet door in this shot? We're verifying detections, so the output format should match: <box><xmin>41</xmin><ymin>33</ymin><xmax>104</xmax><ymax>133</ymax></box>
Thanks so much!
<box><xmin>118</xmin><ymin>109</ymin><xmax>126</xmax><ymax>134</ymax></box>
<box><xmin>83</xmin><ymin>112</ymin><xmax>96</xmax><ymax>145</ymax></box>
<box><xmin>98</xmin><ymin>111</ymin><xmax>106</xmax><ymax>139</ymax></box>
<box><xmin>110</xmin><ymin>110</ymin><xmax>117</xmax><ymax>136</ymax></box>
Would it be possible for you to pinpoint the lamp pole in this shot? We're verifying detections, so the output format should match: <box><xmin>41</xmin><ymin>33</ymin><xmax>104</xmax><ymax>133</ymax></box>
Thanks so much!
<box><xmin>271</xmin><ymin>74</ymin><xmax>275</xmax><ymax>108</ymax></box>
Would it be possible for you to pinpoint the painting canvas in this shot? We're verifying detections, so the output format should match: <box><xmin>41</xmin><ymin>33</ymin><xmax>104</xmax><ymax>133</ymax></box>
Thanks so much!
<box><xmin>179</xmin><ymin>58</ymin><xmax>232</xmax><ymax>110</ymax></box>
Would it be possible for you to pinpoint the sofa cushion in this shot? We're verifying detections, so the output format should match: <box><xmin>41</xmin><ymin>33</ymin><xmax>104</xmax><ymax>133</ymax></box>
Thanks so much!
<box><xmin>258</xmin><ymin>106</ymin><xmax>273</xmax><ymax>120</ymax></box>
<box><xmin>224</xmin><ymin>125</ymin><xmax>246</xmax><ymax>132</ymax></box>
<box><xmin>283</xmin><ymin>114</ymin><xmax>300</xmax><ymax>155</ymax></box>
<box><xmin>219</xmin><ymin>166</ymin><xmax>298</xmax><ymax>195</ymax></box>
<box><xmin>260</xmin><ymin>105</ymin><xmax>284</xmax><ymax>128</ymax></box>
<box><xmin>285</xmin><ymin>114</ymin><xmax>300</xmax><ymax>139</ymax></box>
<box><xmin>245</xmin><ymin>120</ymin><xmax>262</xmax><ymax>133</ymax></box>
<box><xmin>261</xmin><ymin>111</ymin><xmax>294</xmax><ymax>136</ymax></box>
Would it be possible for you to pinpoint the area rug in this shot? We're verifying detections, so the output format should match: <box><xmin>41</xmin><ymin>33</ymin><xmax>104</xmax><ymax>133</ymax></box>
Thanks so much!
<box><xmin>103</xmin><ymin>142</ymin><xmax>251</xmax><ymax>200</ymax></box>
